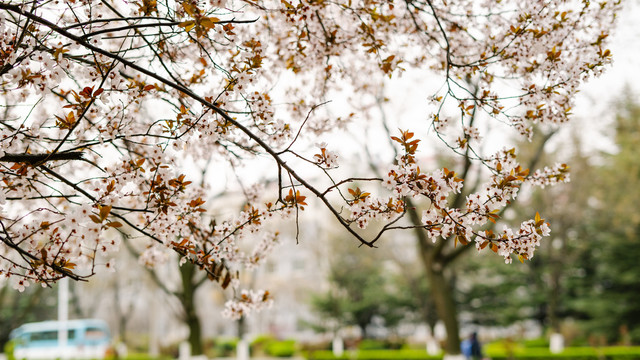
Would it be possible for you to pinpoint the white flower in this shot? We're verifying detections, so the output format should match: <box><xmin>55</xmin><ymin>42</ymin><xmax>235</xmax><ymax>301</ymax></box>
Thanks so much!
<box><xmin>12</xmin><ymin>278</ymin><xmax>30</xmax><ymax>292</ymax></box>
<box><xmin>105</xmin><ymin>259</ymin><xmax>116</xmax><ymax>272</ymax></box>
<box><xmin>382</xmin><ymin>173</ymin><xmax>395</xmax><ymax>190</ymax></box>
<box><xmin>539</xmin><ymin>222</ymin><xmax>551</xmax><ymax>237</ymax></box>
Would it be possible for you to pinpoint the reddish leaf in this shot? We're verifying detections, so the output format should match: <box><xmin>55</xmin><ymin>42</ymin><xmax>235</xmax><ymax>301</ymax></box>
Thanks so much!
<box><xmin>99</xmin><ymin>205</ymin><xmax>112</xmax><ymax>221</ymax></box>
<box><xmin>109</xmin><ymin>221</ymin><xmax>123</xmax><ymax>228</ymax></box>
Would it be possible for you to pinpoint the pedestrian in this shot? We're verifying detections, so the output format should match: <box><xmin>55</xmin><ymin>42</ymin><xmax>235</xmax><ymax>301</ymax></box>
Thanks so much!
<box><xmin>461</xmin><ymin>332</ymin><xmax>483</xmax><ymax>360</ymax></box>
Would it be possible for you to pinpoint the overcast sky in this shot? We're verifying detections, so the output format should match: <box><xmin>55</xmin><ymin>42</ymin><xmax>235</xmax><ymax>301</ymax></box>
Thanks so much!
<box><xmin>573</xmin><ymin>0</ymin><xmax>640</xmax><ymax>151</ymax></box>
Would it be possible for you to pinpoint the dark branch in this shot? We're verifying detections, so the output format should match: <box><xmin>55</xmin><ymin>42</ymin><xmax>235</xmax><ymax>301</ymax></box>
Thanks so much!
<box><xmin>0</xmin><ymin>152</ymin><xmax>84</xmax><ymax>164</ymax></box>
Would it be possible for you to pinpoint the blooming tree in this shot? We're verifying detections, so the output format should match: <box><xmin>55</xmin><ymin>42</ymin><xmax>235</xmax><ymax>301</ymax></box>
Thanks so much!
<box><xmin>0</xmin><ymin>0</ymin><xmax>619</xmax><ymax>318</ymax></box>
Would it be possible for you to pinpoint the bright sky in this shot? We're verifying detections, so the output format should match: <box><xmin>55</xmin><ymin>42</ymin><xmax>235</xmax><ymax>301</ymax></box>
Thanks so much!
<box><xmin>573</xmin><ymin>0</ymin><xmax>640</xmax><ymax>152</ymax></box>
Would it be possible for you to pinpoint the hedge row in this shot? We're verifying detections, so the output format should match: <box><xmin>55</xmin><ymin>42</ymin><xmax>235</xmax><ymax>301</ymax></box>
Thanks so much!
<box><xmin>488</xmin><ymin>346</ymin><xmax>640</xmax><ymax>360</ymax></box>
<box><xmin>305</xmin><ymin>347</ymin><xmax>640</xmax><ymax>360</ymax></box>
<box><xmin>306</xmin><ymin>349</ymin><xmax>442</xmax><ymax>360</ymax></box>
<box><xmin>117</xmin><ymin>354</ymin><xmax>173</xmax><ymax>360</ymax></box>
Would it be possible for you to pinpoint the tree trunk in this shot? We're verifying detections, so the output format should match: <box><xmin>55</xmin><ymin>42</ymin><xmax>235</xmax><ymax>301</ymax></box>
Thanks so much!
<box><xmin>359</xmin><ymin>323</ymin><xmax>368</xmax><ymax>339</ymax></box>
<box><xmin>417</xmin><ymin>237</ymin><xmax>461</xmax><ymax>355</ymax></box>
<box><xmin>180</xmin><ymin>262</ymin><xmax>203</xmax><ymax>355</ymax></box>
<box><xmin>186</xmin><ymin>310</ymin><xmax>203</xmax><ymax>356</ymax></box>
<box><xmin>427</xmin><ymin>263</ymin><xmax>461</xmax><ymax>354</ymax></box>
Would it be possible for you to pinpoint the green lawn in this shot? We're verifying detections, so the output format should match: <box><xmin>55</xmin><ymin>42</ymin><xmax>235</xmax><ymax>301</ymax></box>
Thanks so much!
<box><xmin>305</xmin><ymin>346</ymin><xmax>640</xmax><ymax>360</ymax></box>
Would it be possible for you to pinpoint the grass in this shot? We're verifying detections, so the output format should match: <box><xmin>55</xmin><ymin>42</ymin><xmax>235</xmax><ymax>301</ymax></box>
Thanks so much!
<box><xmin>305</xmin><ymin>346</ymin><xmax>640</xmax><ymax>360</ymax></box>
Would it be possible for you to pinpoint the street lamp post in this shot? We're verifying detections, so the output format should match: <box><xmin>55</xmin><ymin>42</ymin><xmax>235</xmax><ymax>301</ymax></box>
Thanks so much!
<box><xmin>58</xmin><ymin>277</ymin><xmax>69</xmax><ymax>360</ymax></box>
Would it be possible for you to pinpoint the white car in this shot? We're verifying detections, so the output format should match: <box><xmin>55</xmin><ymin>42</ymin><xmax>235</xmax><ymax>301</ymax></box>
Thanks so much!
<box><xmin>10</xmin><ymin>319</ymin><xmax>113</xmax><ymax>360</ymax></box>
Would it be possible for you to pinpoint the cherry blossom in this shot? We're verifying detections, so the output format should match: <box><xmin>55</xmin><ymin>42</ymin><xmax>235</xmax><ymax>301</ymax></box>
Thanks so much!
<box><xmin>0</xmin><ymin>0</ymin><xmax>620</xmax><ymax>315</ymax></box>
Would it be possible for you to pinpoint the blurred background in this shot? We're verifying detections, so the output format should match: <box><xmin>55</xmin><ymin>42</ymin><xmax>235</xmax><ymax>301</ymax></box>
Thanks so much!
<box><xmin>3</xmin><ymin>1</ymin><xmax>640</xmax><ymax>360</ymax></box>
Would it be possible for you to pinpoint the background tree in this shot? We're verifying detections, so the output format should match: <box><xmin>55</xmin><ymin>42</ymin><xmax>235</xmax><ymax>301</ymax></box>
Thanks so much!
<box><xmin>0</xmin><ymin>285</ymin><xmax>56</xmax><ymax>348</ymax></box>
<box><xmin>311</xmin><ymin>238</ymin><xmax>407</xmax><ymax>339</ymax></box>
<box><xmin>146</xmin><ymin>258</ymin><xmax>209</xmax><ymax>355</ymax></box>
<box><xmin>389</xmin><ymin>261</ymin><xmax>438</xmax><ymax>337</ymax></box>
<box><xmin>362</xmin><ymin>103</ymin><xmax>559</xmax><ymax>354</ymax></box>
<box><xmin>457</xmin><ymin>131</ymin><xmax>596</xmax><ymax>330</ymax></box>
<box><xmin>519</xmin><ymin>139</ymin><xmax>597</xmax><ymax>334</ymax></box>
<box><xmin>457</xmin><ymin>252</ymin><xmax>534</xmax><ymax>328</ymax></box>
<box><xmin>574</xmin><ymin>94</ymin><xmax>640</xmax><ymax>343</ymax></box>
<box><xmin>452</xmin><ymin>94</ymin><xmax>640</xmax><ymax>346</ymax></box>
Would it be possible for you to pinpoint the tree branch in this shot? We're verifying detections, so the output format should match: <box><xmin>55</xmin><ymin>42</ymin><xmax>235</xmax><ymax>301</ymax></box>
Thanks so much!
<box><xmin>0</xmin><ymin>152</ymin><xmax>84</xmax><ymax>164</ymax></box>
<box><xmin>0</xmin><ymin>3</ymin><xmax>379</xmax><ymax>247</ymax></box>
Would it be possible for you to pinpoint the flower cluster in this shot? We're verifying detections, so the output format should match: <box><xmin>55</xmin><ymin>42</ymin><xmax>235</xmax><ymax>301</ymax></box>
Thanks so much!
<box><xmin>222</xmin><ymin>289</ymin><xmax>274</xmax><ymax>320</ymax></box>
<box><xmin>245</xmin><ymin>232</ymin><xmax>281</xmax><ymax>269</ymax></box>
<box><xmin>476</xmin><ymin>213</ymin><xmax>551</xmax><ymax>264</ymax></box>
<box><xmin>313</xmin><ymin>142</ymin><xmax>339</xmax><ymax>169</ymax></box>
<box><xmin>344</xmin><ymin>133</ymin><xmax>559</xmax><ymax>263</ymax></box>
